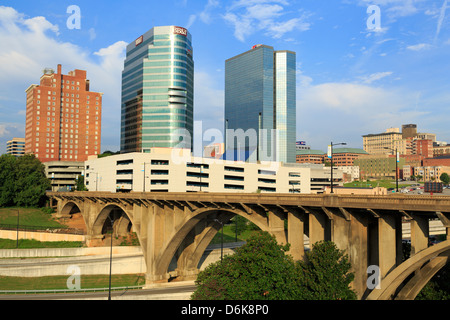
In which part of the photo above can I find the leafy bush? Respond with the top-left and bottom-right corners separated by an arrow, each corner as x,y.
191,232 -> 356,300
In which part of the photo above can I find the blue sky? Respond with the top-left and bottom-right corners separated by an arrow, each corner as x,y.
0,0 -> 449,155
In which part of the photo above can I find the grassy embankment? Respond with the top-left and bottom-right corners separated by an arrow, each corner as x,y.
0,207 -> 248,291
0,207 -> 83,249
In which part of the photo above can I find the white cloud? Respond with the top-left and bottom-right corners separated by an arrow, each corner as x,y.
434,0 -> 448,43
223,1 -> 311,42
406,43 -> 432,51
186,0 -> 219,28
296,80 -> 429,148
359,71 -> 393,84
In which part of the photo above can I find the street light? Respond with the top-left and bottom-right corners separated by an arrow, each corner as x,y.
107,214 -> 115,301
329,142 -> 347,194
384,147 -> 399,193
16,210 -> 20,249
213,219 -> 224,262
142,162 -> 151,192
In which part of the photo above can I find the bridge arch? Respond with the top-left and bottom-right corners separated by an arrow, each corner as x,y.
366,240 -> 450,300
154,206 -> 269,279
60,201 -> 82,217
92,203 -> 138,246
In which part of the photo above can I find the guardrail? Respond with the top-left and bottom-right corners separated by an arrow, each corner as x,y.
0,285 -> 144,295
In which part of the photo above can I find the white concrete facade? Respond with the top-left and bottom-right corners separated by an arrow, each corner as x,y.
85,149 -> 342,194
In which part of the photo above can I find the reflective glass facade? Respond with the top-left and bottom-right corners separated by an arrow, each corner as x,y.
121,26 -> 194,153
225,45 -> 296,163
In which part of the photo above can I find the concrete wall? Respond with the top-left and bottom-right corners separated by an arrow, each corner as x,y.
0,247 -> 145,277
0,230 -> 85,243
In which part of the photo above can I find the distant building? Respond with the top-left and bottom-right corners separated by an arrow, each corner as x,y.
414,165 -> 450,182
412,139 -> 433,158
296,149 -> 325,164
423,156 -> 450,167
363,127 -> 403,155
44,161 -> 84,191
25,64 -> 102,163
433,144 -> 450,157
6,137 -> 25,157
296,147 -> 367,167
331,148 -> 369,166
354,154 -> 405,180
296,141 -> 311,151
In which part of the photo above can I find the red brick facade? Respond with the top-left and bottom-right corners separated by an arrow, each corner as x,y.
25,64 -> 102,162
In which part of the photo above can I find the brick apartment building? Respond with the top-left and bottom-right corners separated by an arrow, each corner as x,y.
25,64 -> 102,162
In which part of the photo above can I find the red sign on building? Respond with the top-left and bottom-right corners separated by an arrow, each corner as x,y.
174,26 -> 187,37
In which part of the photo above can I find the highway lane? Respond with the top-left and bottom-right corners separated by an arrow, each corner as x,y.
0,282 -> 197,300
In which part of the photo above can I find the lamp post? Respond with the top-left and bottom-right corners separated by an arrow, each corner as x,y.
214,219 -> 224,262
384,147 -> 399,193
329,142 -> 347,194
142,162 -> 151,192
108,214 -> 115,301
16,210 -> 20,249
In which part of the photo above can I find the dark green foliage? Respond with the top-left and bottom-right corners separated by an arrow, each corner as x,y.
440,173 -> 450,185
0,154 -> 51,207
76,175 -> 87,191
192,231 -> 300,300
296,241 -> 357,300
191,232 -> 356,300
416,264 -> 450,300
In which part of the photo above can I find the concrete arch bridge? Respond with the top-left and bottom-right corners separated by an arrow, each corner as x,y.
47,191 -> 450,300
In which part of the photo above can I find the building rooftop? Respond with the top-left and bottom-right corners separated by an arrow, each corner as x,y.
332,148 -> 368,154
296,149 -> 325,156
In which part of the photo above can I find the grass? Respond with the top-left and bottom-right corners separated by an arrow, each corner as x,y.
209,223 -> 258,245
0,238 -> 84,249
0,274 -> 145,291
0,207 -> 66,229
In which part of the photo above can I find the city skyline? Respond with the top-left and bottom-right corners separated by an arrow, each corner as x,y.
0,1 -> 449,155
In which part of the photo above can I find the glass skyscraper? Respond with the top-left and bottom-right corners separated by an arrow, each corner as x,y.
225,45 -> 296,163
121,26 -> 194,153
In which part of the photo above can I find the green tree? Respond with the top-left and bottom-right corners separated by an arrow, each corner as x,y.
0,154 -> 17,207
76,175 -> 87,191
191,231 -> 300,300
440,173 -> 450,185
296,241 -> 357,300
0,154 -> 50,207
191,232 -> 356,300
416,264 -> 450,300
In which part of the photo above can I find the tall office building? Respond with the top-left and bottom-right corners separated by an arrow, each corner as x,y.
121,26 -> 194,153
25,64 -> 102,163
224,45 -> 296,163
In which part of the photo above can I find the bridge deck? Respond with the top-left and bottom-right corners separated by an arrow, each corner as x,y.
48,192 -> 450,213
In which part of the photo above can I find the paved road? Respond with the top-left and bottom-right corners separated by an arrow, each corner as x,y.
0,282 -> 197,300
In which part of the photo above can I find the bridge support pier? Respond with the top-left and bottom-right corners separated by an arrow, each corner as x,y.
410,214 -> 429,256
